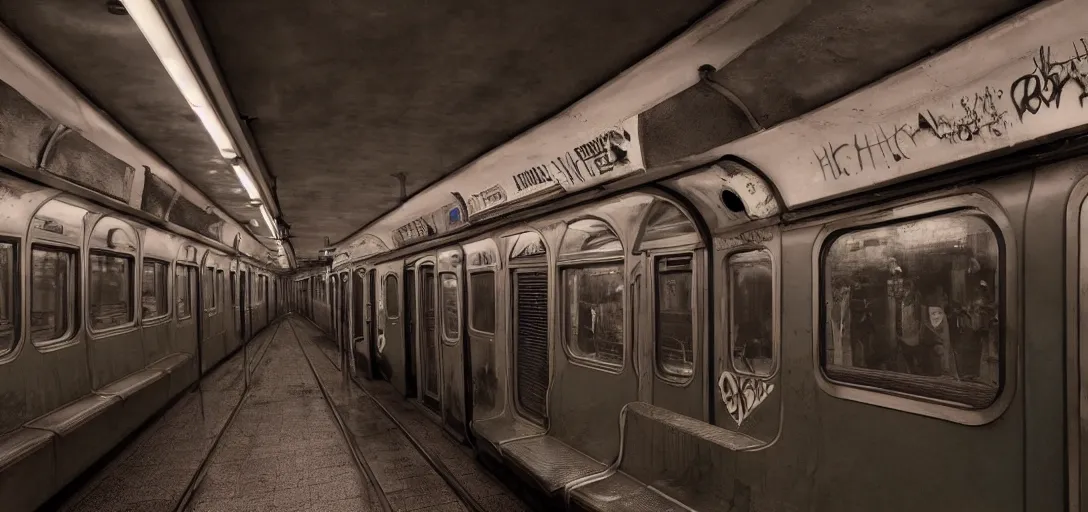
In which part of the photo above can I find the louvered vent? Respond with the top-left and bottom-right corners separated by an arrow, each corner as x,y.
169,195 -> 223,240
515,270 -> 549,423
140,169 -> 175,219
42,129 -> 133,201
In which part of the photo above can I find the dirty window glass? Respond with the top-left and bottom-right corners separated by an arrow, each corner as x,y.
564,263 -> 624,368
560,219 -> 622,256
441,273 -> 460,342
823,212 -> 1002,409
31,246 -> 73,345
142,260 -> 169,319
384,274 -> 399,318
176,265 -> 194,320
730,250 -> 774,376
470,272 -> 495,334
655,255 -> 694,379
203,267 -> 217,310
90,252 -> 134,331
0,242 -> 16,355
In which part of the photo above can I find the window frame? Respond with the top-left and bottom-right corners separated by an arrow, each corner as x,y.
30,243 -> 79,349
383,273 -> 400,319
812,193 -> 1016,426
651,251 -> 699,385
439,271 -> 461,344
176,263 -> 197,321
141,258 -> 171,323
0,237 -> 19,361
559,260 -> 626,374
467,270 -> 496,336
724,247 -> 779,379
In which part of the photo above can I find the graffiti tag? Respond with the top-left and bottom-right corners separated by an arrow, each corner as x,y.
718,371 -> 774,426
1010,40 -> 1088,120
917,86 -> 1011,143
814,124 -> 919,181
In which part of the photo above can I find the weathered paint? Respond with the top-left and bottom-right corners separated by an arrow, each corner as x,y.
736,0 -> 1088,207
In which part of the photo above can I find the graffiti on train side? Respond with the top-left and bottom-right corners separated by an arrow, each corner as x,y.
1009,40 -> 1088,120
718,370 -> 774,426
917,86 -> 1011,144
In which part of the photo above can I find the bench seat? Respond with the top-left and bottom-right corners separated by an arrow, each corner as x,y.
148,352 -> 196,397
26,394 -> 121,487
96,368 -> 170,436
501,434 -> 606,495
472,415 -> 545,458
0,428 -> 56,512
570,470 -> 692,512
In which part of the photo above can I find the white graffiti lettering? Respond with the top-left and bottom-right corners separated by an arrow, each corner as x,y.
717,371 -> 774,426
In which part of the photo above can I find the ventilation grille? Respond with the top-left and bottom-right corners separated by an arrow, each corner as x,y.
140,169 -> 175,219
42,130 -> 134,201
169,195 -> 222,240
515,270 -> 549,423
0,80 -> 57,169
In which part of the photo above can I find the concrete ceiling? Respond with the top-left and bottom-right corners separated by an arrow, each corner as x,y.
0,0 -> 1039,260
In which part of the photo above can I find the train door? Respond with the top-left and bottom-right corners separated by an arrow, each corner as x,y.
352,268 -> 371,378
366,269 -> 378,377
633,198 -> 709,420
437,247 -> 469,440
338,271 -> 350,368
417,260 -> 440,413
239,269 -> 249,341
463,240 -> 499,430
231,268 -> 240,342
175,245 -> 199,373
403,266 -> 418,398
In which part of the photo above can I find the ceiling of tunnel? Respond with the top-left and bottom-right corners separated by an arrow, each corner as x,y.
0,0 -> 279,245
0,0 -> 1042,262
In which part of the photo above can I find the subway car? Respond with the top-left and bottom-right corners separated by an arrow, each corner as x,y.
293,3 -> 1088,510
0,171 -> 282,511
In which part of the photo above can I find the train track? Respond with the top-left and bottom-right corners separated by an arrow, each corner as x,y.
287,317 -> 489,512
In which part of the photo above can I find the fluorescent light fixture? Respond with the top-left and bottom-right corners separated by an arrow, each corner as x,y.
122,0 -> 237,159
232,163 -> 261,200
259,204 -> 278,238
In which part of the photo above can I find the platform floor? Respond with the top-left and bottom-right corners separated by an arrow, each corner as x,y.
54,316 -> 528,512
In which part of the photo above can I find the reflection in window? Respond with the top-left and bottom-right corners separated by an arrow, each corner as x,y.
176,265 -> 194,320
823,213 -> 1001,408
384,274 -> 399,318
90,252 -> 134,331
655,255 -> 694,379
564,264 -> 624,367
31,247 -> 73,345
0,242 -> 15,355
560,219 -> 622,255
470,272 -> 495,334
142,260 -> 169,319
730,250 -> 773,376
441,273 -> 460,341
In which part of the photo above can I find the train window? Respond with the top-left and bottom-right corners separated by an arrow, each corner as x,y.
176,265 -> 195,320
639,200 -> 699,250
469,271 -> 495,334
384,274 -> 399,318
141,259 -> 169,320
729,250 -> 774,377
563,263 -> 624,369
655,255 -> 694,380
440,273 -> 460,342
90,251 -> 134,331
31,246 -> 75,346
822,212 -> 1001,409
0,242 -> 16,356
217,270 -> 225,309
203,267 -> 217,311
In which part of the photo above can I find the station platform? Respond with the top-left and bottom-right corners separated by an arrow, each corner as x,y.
50,316 -> 531,512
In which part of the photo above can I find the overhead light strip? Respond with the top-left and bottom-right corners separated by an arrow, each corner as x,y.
123,0 -> 281,238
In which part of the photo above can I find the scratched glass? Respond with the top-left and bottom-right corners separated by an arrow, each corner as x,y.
655,255 -> 695,380
440,273 -> 460,342
90,252 -> 134,331
822,212 -> 1001,409
469,271 -> 496,334
141,260 -> 169,319
564,264 -> 624,369
31,246 -> 74,346
729,250 -> 773,377
0,242 -> 15,356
